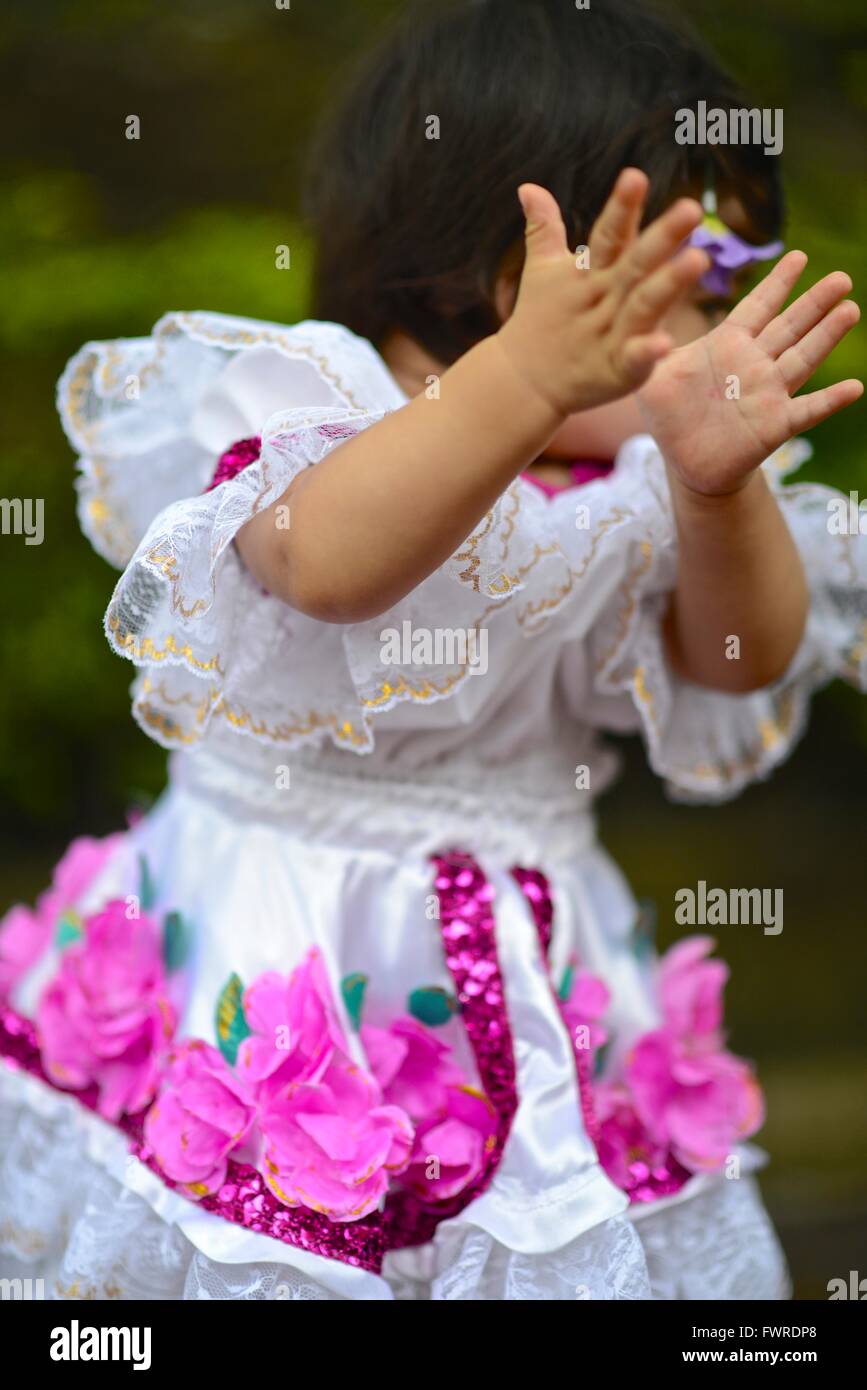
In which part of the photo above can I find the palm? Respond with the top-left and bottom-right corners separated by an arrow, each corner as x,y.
636,252 -> 861,496
639,324 -> 794,492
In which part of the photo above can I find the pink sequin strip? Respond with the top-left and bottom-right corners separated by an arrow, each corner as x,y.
383,849 -> 518,1249
510,865 -> 601,1148
205,422 -> 364,492
205,435 -> 263,491
622,1156 -> 692,1204
510,865 -> 554,957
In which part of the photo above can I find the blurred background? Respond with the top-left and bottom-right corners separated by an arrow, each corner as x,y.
0,0 -> 864,1298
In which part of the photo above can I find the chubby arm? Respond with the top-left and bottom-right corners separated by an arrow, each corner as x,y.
637,252 -> 862,692
662,470 -> 810,692
236,171 -> 708,623
236,335 -> 563,623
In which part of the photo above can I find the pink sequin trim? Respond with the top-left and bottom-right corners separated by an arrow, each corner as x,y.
384,849 -> 518,1248
205,422 -> 365,492
620,1153 -> 692,1204
511,865 -> 601,1148
205,436 -> 263,491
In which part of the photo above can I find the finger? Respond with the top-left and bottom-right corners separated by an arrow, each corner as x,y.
517,183 -> 570,263
788,378 -> 864,432
727,250 -> 808,335
620,331 -> 675,384
760,271 -> 853,358
588,167 -> 649,270
620,247 -> 710,335
778,300 -> 861,392
614,197 -> 704,292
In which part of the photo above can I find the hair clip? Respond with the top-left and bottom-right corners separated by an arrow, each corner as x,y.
688,180 -> 783,296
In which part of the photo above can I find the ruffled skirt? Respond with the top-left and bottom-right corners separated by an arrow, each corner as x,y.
1,745 -> 791,1300
1,1068 -> 790,1300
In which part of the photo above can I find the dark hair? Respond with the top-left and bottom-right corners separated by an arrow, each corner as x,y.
305,0 -> 784,365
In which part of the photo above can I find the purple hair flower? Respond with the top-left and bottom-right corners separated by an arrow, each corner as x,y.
689,215 -> 784,297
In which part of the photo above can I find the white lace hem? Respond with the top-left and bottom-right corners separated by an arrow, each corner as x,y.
0,1066 -> 387,1301
1,1063 -> 789,1301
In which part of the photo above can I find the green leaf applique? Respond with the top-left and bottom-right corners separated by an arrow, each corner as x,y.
408,985 -> 458,1027
215,973 -> 251,1066
55,910 -> 83,949
593,1039 -> 612,1080
340,973 -> 368,1030
162,911 -> 191,973
633,898 -> 657,961
138,853 -> 156,913
557,956 -> 577,1002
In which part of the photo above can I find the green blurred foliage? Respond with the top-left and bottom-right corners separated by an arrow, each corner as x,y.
0,0 -> 400,833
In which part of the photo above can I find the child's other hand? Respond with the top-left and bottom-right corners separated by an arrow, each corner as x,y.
496,169 -> 708,416
637,252 -> 863,496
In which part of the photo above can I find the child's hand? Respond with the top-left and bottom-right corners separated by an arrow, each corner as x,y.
637,252 -> 863,496
496,169 -> 708,416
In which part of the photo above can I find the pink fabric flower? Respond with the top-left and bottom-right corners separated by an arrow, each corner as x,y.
590,937 -> 763,1196
559,967 -> 610,1055
399,1085 -> 497,1201
0,907 -> 49,997
361,1015 -> 464,1118
144,1039 -> 256,1197
36,899 -> 176,1120
237,948 -> 349,1101
658,935 -> 728,1041
43,833 -> 125,919
626,1029 -> 765,1172
595,1081 -> 691,1202
260,1058 -> 414,1220
0,832 -> 123,995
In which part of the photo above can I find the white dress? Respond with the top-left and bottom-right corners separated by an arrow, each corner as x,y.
2,311 -> 865,1301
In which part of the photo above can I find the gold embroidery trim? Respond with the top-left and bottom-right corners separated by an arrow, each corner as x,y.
592,538 -> 654,672
121,463 -> 852,789
144,552 -> 209,620
108,618 -> 225,676
685,687 -> 799,783
847,619 -> 867,670
137,681 -> 371,749
450,483 -> 529,597
634,669 -> 804,785
63,313 -> 366,560
516,509 -> 634,631
125,511 -> 636,748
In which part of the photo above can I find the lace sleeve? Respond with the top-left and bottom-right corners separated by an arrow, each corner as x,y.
57,310 -> 404,567
60,313 -> 535,754
578,437 -> 867,802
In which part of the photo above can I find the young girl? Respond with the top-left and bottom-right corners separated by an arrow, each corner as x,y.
1,0 -> 864,1301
